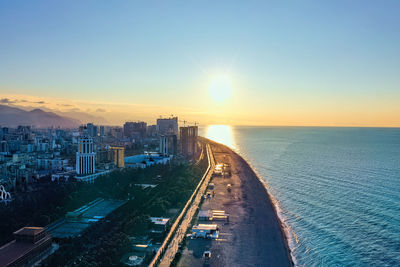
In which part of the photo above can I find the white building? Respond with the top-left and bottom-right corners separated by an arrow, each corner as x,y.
159,135 -> 177,155
159,136 -> 169,155
76,136 -> 96,175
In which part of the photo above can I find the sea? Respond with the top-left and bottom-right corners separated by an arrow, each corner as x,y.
201,126 -> 400,267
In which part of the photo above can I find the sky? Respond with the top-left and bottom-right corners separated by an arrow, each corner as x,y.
0,1 -> 399,126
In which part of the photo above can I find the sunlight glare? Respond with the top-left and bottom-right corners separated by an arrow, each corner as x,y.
205,125 -> 236,148
208,75 -> 232,103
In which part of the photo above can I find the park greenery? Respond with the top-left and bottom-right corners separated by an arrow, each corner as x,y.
0,147 -> 208,266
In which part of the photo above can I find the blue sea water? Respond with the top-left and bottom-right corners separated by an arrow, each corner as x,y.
203,126 -> 400,266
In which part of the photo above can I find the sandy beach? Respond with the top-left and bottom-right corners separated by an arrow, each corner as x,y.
177,139 -> 293,267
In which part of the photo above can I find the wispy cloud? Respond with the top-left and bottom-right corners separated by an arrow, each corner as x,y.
58,103 -> 73,107
0,98 -> 15,104
0,97 -> 47,105
68,108 -> 81,112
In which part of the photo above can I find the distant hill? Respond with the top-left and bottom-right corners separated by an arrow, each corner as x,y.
0,105 -> 80,128
57,110 -> 108,125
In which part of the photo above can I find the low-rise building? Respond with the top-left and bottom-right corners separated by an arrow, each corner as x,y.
0,227 -> 55,267
150,217 -> 170,233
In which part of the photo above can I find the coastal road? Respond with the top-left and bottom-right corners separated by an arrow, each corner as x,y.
149,143 -> 215,267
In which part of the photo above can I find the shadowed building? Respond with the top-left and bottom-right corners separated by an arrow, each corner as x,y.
157,117 -> 178,136
0,227 -> 54,267
110,146 -> 125,168
86,123 -> 98,137
124,122 -> 147,138
180,126 -> 198,157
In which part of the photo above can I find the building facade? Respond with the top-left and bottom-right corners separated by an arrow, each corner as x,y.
123,122 -> 147,138
159,135 -> 177,155
86,123 -> 98,137
76,136 -> 96,175
110,146 -> 125,168
180,126 -> 198,157
157,117 -> 178,136
0,227 -> 54,267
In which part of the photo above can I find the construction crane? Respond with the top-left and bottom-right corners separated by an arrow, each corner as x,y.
178,120 -> 199,127
157,115 -> 198,127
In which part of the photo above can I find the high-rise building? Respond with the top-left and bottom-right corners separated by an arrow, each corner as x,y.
159,134 -> 177,155
147,125 -> 157,137
0,140 -> 9,154
87,123 -> 98,137
180,126 -> 198,157
123,122 -> 147,138
110,146 -> 125,168
99,125 -> 105,137
157,117 -> 178,135
76,136 -> 96,175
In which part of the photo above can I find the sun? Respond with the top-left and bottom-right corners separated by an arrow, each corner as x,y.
208,75 -> 233,103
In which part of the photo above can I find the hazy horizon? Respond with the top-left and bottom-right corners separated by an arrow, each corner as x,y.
1,1 -> 399,127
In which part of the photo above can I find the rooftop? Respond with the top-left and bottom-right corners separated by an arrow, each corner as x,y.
150,217 -> 170,226
0,228 -> 51,267
14,226 -> 44,237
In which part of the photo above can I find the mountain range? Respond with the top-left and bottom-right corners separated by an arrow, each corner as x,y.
0,105 -> 80,128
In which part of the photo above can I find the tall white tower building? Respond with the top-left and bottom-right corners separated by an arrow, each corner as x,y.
76,136 -> 95,175
160,135 -> 169,155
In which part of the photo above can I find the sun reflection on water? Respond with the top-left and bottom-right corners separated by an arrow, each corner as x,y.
205,125 -> 236,149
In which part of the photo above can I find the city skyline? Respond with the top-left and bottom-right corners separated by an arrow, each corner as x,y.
1,1 -> 400,127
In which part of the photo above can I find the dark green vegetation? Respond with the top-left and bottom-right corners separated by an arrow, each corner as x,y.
0,149 -> 207,266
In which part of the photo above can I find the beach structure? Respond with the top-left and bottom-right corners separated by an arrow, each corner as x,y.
191,224 -> 219,239
223,163 -> 231,177
0,227 -> 54,267
227,184 -> 232,192
203,250 -> 211,264
213,164 -> 224,176
198,210 -> 229,222
198,210 -> 213,221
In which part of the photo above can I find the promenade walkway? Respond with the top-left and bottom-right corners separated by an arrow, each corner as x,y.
149,143 -> 215,267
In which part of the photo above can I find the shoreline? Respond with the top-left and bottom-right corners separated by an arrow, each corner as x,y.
223,142 -> 295,266
183,137 -> 294,266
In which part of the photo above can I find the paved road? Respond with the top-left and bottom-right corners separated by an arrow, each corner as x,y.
149,143 -> 215,267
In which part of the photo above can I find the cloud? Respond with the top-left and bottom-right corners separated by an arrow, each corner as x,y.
96,108 -> 106,112
68,108 -> 81,112
0,98 -> 13,104
0,98 -> 20,104
0,98 -> 46,105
